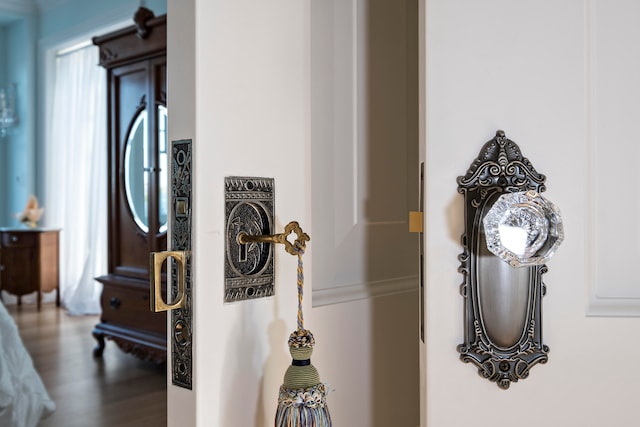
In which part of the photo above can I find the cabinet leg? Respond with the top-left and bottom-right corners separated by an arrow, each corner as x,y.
56,286 -> 60,307
93,332 -> 106,358
37,291 -> 41,311
17,295 -> 21,307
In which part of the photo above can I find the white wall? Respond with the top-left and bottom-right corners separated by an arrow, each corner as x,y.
166,1 -> 419,425
422,0 -> 640,426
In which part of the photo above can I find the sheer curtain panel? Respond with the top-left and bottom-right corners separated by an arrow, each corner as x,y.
45,44 -> 107,315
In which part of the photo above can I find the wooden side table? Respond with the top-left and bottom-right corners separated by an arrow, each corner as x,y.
0,229 -> 60,310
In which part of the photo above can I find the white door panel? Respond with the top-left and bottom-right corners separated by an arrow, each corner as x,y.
588,0 -> 640,312
168,0 -> 419,425
311,0 -> 418,306
422,0 -> 640,426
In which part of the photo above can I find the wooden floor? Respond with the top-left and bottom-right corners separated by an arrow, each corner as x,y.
6,303 -> 167,427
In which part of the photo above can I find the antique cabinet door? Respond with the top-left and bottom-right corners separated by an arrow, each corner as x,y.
420,1 -> 640,426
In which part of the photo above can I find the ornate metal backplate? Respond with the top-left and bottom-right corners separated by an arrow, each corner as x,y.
224,177 -> 275,302
457,130 -> 549,389
170,139 -> 193,389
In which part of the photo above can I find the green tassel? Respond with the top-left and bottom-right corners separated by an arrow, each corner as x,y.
275,330 -> 332,427
275,383 -> 332,427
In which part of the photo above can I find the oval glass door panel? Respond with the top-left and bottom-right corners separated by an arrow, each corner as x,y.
124,109 -> 149,233
158,105 -> 168,233
476,213 -> 530,349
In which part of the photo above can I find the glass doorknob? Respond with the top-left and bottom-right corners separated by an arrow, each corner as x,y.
483,190 -> 564,267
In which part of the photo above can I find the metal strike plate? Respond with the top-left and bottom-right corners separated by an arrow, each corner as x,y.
171,139 -> 193,389
409,211 -> 423,233
224,176 -> 275,302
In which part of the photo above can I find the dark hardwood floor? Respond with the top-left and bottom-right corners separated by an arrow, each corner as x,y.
6,303 -> 167,427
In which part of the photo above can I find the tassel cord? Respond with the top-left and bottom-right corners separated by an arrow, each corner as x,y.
294,246 -> 305,332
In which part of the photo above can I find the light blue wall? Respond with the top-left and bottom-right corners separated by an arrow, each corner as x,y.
4,17 -> 37,227
0,27 -> 6,225
39,0 -> 167,39
0,0 -> 166,226
0,15 -> 36,227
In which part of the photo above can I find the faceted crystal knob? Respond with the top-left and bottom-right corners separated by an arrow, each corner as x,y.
483,190 -> 564,267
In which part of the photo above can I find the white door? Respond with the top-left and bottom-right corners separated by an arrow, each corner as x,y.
421,1 -> 640,426
167,1 -> 419,426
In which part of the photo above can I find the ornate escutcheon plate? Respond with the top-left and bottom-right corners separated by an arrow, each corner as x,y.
457,130 -> 550,389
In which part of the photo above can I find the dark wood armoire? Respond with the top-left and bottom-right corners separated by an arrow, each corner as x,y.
92,7 -> 167,364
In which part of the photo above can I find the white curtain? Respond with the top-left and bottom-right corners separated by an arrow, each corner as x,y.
45,44 -> 107,315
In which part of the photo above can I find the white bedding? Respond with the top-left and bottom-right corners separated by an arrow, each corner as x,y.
0,303 -> 55,427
